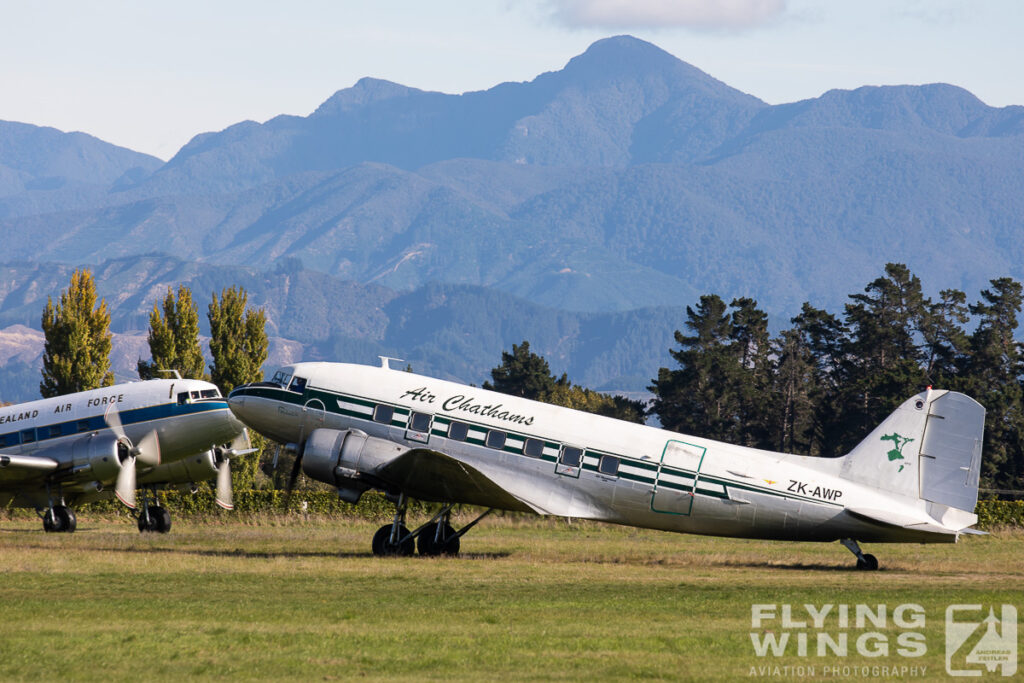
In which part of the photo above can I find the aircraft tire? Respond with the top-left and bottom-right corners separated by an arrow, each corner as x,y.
417,522 -> 460,557
372,524 -> 415,557
856,554 -> 879,571
43,506 -> 75,533
57,506 -> 77,533
152,506 -> 172,534
138,512 -> 159,533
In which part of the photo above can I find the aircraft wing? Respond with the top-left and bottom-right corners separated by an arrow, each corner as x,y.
0,452 -> 60,484
377,448 -> 536,513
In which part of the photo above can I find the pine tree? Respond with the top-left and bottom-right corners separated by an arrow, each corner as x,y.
207,286 -> 269,395
650,295 -> 741,441
138,285 -> 207,380
835,263 -> 929,451
40,269 -> 114,397
729,297 -> 774,448
483,341 -> 559,400
962,278 -> 1024,489
787,303 -> 847,456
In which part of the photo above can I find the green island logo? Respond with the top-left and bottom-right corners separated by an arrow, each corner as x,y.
881,433 -> 914,472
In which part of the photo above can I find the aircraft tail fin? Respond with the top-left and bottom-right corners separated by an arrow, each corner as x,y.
839,389 -> 985,514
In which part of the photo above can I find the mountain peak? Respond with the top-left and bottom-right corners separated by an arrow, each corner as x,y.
314,77 -> 423,117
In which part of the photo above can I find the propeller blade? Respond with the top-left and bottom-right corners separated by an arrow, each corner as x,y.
215,459 -> 233,510
114,456 -> 137,509
282,452 -> 304,510
104,403 -> 127,439
134,429 -> 162,467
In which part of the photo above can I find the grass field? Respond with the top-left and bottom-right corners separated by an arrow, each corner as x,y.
0,514 -> 1020,681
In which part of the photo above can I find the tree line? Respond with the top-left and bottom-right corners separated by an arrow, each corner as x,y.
485,264 -> 1024,492
27,263 -> 1024,493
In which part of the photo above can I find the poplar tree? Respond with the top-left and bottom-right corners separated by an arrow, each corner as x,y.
208,286 -> 269,491
40,269 -> 114,397
138,285 -> 207,380
208,286 -> 268,395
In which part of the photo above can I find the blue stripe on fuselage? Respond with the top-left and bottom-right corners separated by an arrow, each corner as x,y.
0,399 -> 230,447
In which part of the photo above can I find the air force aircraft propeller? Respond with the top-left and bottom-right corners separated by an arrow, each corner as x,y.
0,378 -> 250,533
228,359 -> 985,569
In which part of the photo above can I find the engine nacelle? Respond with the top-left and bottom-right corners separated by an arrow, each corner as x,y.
301,429 -> 406,496
67,432 -> 130,483
138,449 -> 220,486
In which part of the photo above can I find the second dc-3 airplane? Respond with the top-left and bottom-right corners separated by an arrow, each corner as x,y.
228,359 -> 985,569
0,377 -> 249,533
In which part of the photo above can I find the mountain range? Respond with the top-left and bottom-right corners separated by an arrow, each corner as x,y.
1,35 -> 1022,401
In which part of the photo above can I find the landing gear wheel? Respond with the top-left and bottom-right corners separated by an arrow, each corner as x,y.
138,511 -> 160,533
418,522 -> 460,556
856,554 -> 879,571
43,506 -> 76,533
151,506 -> 172,534
372,524 -> 415,556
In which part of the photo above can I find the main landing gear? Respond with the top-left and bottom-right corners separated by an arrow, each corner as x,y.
137,487 -> 172,534
371,493 -> 494,557
42,505 -> 77,533
841,538 -> 879,571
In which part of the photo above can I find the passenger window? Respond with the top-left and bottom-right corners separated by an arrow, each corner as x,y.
485,430 -> 506,450
448,422 -> 469,441
21,429 -> 36,444
0,434 -> 7,447
48,425 -> 62,438
559,446 -> 582,468
523,438 -> 544,458
77,419 -> 91,433
288,376 -> 307,394
409,412 -> 431,432
598,454 -> 620,476
373,405 -> 394,424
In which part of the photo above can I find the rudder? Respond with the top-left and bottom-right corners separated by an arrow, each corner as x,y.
838,389 -> 985,512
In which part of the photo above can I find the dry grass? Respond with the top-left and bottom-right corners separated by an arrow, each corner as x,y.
0,516 -> 1020,681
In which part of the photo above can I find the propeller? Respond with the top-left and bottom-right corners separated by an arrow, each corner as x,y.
104,404 -> 161,510
215,455 -> 233,510
282,445 -> 304,511
214,430 -> 257,511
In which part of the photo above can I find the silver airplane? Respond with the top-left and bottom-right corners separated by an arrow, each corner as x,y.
0,378 -> 249,533
227,359 -> 985,569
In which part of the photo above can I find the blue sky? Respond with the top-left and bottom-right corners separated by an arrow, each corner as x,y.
2,0 -> 1020,159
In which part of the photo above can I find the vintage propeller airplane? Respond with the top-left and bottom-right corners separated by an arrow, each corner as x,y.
228,359 -> 985,569
0,377 -> 250,533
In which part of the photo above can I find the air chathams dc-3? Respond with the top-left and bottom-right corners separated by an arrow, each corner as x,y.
228,359 -> 985,570
0,378 -> 250,533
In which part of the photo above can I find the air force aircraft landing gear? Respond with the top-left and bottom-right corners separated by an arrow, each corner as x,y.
137,488 -> 172,533
370,494 -> 494,557
42,505 -> 77,533
841,538 -> 879,571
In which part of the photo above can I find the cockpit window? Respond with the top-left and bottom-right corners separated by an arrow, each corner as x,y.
191,391 -> 201,400
288,376 -> 307,394
177,392 -> 190,405
270,370 -> 292,388
201,389 -> 220,399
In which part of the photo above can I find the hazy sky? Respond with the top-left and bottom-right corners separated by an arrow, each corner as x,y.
2,0 -> 1020,160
